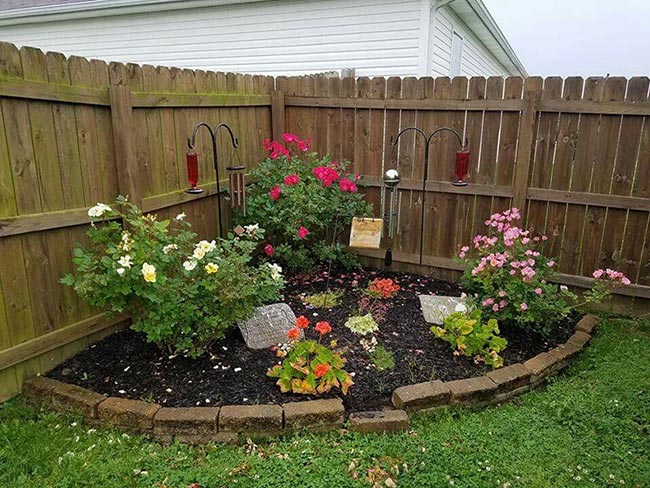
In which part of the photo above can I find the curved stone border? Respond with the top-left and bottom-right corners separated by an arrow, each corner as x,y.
22,314 -> 599,443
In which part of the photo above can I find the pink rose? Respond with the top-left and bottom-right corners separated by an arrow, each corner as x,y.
498,290 -> 506,298
492,304 -> 499,312
534,288 -> 542,295
264,244 -> 274,257
283,173 -> 300,186
520,303 -> 528,311
297,226 -> 310,239
592,269 -> 604,279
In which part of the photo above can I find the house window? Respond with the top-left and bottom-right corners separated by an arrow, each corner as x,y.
450,32 -> 463,77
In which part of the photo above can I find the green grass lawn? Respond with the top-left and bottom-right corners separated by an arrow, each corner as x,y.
1,316 -> 649,488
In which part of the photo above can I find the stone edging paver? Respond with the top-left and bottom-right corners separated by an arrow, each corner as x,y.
22,314 -> 599,443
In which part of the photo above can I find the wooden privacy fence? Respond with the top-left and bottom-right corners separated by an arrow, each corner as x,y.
1,41 -> 649,400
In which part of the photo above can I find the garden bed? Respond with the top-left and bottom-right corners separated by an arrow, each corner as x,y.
48,266 -> 578,412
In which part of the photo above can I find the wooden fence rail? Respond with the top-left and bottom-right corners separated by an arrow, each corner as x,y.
1,41 -> 649,401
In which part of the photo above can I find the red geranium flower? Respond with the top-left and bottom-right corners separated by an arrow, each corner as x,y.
314,363 -> 330,378
314,321 -> 332,335
287,328 -> 301,340
282,133 -> 299,144
269,185 -> 282,201
297,226 -> 310,239
295,315 -> 309,329
264,243 -> 274,257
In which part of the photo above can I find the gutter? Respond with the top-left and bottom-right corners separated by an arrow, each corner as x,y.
460,0 -> 527,76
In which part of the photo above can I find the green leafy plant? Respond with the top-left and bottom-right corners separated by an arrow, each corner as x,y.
432,309 -> 507,368
303,290 -> 343,308
61,197 -> 284,356
345,313 -> 379,336
240,133 -> 372,271
370,345 -> 395,371
267,316 -> 353,395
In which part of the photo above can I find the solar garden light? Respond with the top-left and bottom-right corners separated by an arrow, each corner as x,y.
185,122 -> 239,239
390,126 -> 470,265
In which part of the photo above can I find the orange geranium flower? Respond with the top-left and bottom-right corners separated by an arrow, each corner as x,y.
314,363 -> 330,378
314,321 -> 332,335
295,315 -> 310,329
287,327 -> 301,340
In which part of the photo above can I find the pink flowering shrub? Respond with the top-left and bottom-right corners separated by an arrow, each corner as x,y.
460,208 -> 630,335
240,133 -> 372,270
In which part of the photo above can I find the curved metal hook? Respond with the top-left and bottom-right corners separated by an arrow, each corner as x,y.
390,126 -> 428,146
214,123 -> 239,149
428,127 -> 468,149
188,122 -> 213,150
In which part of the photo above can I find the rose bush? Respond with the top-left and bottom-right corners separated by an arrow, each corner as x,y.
240,133 -> 372,271
459,208 -> 630,336
61,197 -> 284,356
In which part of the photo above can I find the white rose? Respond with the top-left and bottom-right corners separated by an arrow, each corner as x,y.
162,244 -> 178,254
244,224 -> 259,237
183,260 -> 197,271
118,255 -> 132,268
141,262 -> 156,283
88,203 -> 112,218
197,240 -> 217,253
267,262 -> 283,281
176,212 -> 186,221
454,302 -> 468,313
192,247 -> 206,260
116,267 -> 125,276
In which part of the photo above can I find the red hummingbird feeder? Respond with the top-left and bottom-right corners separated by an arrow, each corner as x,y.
453,146 -> 470,186
185,150 -> 203,194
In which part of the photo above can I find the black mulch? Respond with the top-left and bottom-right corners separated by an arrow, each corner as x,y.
48,266 -> 578,411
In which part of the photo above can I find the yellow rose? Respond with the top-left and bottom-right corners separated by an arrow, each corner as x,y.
141,262 -> 157,283
205,262 -> 219,274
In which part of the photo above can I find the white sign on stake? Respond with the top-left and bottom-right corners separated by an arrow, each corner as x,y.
349,217 -> 383,249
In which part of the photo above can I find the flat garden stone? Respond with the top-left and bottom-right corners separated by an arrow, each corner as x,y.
154,407 -> 219,436
23,376 -> 63,407
392,380 -> 451,411
50,383 -> 106,418
447,376 -> 497,404
98,397 -> 161,431
237,303 -> 302,349
219,404 -> 283,436
418,294 -> 466,325
283,398 -> 345,431
576,315 -> 599,334
349,410 -> 409,434
486,363 -> 531,393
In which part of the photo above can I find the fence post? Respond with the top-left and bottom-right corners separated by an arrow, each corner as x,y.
109,82 -> 141,208
271,89 -> 285,140
512,90 -> 539,213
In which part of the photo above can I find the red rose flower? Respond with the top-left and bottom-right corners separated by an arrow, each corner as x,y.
295,315 -> 309,329
269,185 -> 282,200
297,226 -> 310,239
282,133 -> 299,144
314,363 -> 330,378
264,243 -> 274,257
314,321 -> 332,335
284,173 -> 300,186
287,328 -> 301,340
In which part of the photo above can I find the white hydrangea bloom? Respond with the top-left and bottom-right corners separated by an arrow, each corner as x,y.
87,203 -> 112,218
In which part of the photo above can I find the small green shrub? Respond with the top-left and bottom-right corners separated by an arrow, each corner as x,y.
61,197 -> 284,356
303,290 -> 343,308
370,345 -> 395,371
432,309 -> 507,368
240,133 -> 372,271
345,313 -> 379,336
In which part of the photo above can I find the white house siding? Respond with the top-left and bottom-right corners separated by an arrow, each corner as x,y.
431,6 -> 509,78
0,0 -> 424,77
